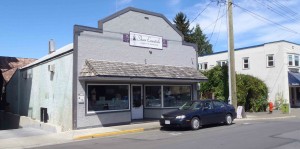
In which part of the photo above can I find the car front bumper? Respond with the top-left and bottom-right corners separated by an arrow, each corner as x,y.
159,118 -> 191,128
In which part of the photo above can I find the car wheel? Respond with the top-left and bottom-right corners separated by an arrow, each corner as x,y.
191,117 -> 201,130
225,114 -> 233,125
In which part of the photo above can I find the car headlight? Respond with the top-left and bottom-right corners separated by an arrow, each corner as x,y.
161,115 -> 164,119
175,115 -> 186,119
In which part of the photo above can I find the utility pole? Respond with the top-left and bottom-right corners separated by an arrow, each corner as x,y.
227,0 -> 237,110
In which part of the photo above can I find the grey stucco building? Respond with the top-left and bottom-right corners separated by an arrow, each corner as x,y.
6,7 -> 207,131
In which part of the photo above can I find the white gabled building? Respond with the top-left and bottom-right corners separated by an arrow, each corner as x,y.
198,40 -> 300,108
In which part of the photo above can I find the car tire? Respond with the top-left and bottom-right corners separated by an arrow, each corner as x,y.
225,114 -> 233,125
191,117 -> 201,130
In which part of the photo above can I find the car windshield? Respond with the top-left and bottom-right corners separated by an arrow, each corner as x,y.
179,101 -> 202,110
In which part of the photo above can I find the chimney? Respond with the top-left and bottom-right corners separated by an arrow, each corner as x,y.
49,39 -> 56,54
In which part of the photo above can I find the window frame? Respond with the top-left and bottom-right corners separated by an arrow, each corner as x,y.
217,60 -> 228,67
266,54 -> 275,67
86,84 -> 130,114
295,55 -> 299,66
242,57 -> 249,69
162,85 -> 192,108
199,62 -> 208,70
144,85 -> 163,108
288,54 -> 293,66
144,84 -> 193,109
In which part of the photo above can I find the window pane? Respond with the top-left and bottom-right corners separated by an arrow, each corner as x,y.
295,55 -> 299,66
145,86 -> 162,107
204,63 -> 207,69
289,55 -> 293,66
213,101 -> 225,109
268,56 -> 273,61
268,61 -> 274,67
244,64 -> 248,69
88,85 -> 129,112
163,86 -> 191,107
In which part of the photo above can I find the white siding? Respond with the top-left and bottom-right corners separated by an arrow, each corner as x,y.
198,41 -> 300,104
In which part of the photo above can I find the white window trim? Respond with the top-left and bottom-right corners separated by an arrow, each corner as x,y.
288,54 -> 293,66
266,54 -> 275,68
217,60 -> 228,67
199,62 -> 208,70
242,57 -> 249,69
86,84 -> 131,114
288,54 -> 300,67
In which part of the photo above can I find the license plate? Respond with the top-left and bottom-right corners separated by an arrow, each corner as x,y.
165,120 -> 170,124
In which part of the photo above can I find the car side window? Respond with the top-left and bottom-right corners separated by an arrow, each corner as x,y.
204,101 -> 213,110
213,101 -> 225,109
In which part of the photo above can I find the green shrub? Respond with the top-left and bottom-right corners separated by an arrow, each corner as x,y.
200,65 -> 268,112
275,92 -> 284,110
281,103 -> 289,114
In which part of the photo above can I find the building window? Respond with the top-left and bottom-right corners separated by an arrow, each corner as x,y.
288,55 -> 293,66
217,60 -> 227,66
163,85 -> 191,107
243,57 -> 249,69
295,55 -> 299,66
145,86 -> 162,108
288,54 -> 300,67
199,63 -> 208,70
267,55 -> 274,67
87,84 -> 129,113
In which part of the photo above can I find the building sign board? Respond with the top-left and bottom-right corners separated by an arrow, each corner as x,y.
129,32 -> 163,49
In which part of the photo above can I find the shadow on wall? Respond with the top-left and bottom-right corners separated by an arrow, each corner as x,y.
18,69 -> 33,118
2,69 -> 34,130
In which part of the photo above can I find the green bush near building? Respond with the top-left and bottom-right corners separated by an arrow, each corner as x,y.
200,65 -> 268,112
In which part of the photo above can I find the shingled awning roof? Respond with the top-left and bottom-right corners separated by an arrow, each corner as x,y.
80,59 -> 207,81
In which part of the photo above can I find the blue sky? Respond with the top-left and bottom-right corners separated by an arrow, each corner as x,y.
1,0 -> 300,59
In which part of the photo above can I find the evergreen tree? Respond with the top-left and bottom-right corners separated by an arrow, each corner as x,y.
173,12 -> 193,42
192,24 -> 213,56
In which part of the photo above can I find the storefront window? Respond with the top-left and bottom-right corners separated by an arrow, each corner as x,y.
87,84 -> 129,112
163,86 -> 191,107
145,86 -> 162,107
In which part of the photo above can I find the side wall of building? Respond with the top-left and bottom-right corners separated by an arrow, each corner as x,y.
198,41 -> 296,104
6,52 -> 73,131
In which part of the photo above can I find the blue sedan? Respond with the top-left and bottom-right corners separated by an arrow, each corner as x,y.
160,99 -> 237,130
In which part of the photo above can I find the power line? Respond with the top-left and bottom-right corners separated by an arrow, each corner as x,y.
213,5 -> 226,49
202,11 -> 226,31
190,1 -> 213,24
208,4 -> 222,41
232,2 -> 300,35
254,0 -> 300,24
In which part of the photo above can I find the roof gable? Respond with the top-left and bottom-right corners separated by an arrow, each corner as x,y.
98,7 -> 184,39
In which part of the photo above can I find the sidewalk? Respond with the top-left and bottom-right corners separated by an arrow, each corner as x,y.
0,108 -> 299,149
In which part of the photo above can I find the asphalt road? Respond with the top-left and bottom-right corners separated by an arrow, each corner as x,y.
32,119 -> 300,149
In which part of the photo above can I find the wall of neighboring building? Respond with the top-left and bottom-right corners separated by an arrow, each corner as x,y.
75,9 -> 198,129
6,52 -> 73,131
198,41 -> 297,104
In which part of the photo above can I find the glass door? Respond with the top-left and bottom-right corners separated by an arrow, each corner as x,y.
131,85 -> 143,119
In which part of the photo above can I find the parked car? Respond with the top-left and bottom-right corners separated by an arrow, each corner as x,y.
160,99 -> 237,130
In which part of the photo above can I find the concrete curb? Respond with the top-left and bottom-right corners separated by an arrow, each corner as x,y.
235,115 -> 297,121
73,128 -> 144,140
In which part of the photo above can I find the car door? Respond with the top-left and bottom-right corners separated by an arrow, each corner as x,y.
201,101 -> 215,125
212,101 -> 227,123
